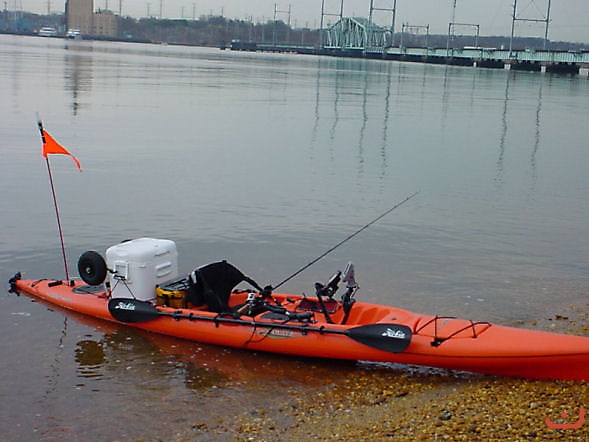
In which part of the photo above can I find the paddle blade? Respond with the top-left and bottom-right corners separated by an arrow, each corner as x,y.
347,323 -> 412,353
108,298 -> 161,323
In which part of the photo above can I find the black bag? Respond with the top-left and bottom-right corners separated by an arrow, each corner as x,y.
186,261 -> 261,313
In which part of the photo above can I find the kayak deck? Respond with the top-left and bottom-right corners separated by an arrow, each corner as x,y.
10,277 -> 589,381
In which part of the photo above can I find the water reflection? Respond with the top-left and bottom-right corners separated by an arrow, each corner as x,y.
496,72 -> 543,188
380,63 -> 392,182
43,316 -> 69,400
67,311 -> 354,395
312,57 -> 396,182
72,326 -> 232,392
440,65 -> 452,131
64,44 -> 93,116
357,62 -> 368,176
310,57 -> 561,194
311,58 -> 322,147
497,72 -> 510,183
13,41 -> 554,201
530,80 -> 543,190
75,339 -> 105,379
9,51 -> 22,114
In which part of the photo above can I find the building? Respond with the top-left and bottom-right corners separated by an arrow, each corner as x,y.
93,10 -> 117,38
65,0 -> 118,38
66,0 -> 93,35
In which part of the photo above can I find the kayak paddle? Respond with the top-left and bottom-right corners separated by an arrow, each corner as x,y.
108,298 -> 412,353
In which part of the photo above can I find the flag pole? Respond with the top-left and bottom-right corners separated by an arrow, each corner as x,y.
38,120 -> 70,283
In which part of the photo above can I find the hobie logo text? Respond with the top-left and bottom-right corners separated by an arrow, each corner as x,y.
114,301 -> 136,311
382,328 -> 407,339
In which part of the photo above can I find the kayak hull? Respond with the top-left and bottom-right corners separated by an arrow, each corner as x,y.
12,278 -> 589,381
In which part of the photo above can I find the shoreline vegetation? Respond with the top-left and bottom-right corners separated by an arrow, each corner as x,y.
1,11 -> 587,50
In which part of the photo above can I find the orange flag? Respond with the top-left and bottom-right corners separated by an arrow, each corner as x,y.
41,130 -> 82,172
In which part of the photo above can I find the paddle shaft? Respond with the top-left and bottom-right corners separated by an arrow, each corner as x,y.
121,305 -> 354,336
108,298 -> 412,353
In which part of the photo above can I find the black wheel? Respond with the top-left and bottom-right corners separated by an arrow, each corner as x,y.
78,251 -> 108,286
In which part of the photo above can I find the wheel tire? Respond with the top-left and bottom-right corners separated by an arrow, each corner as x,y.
78,251 -> 108,286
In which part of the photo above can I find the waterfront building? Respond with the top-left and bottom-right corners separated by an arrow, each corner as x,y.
93,10 -> 117,37
65,0 -> 92,35
65,0 -> 118,38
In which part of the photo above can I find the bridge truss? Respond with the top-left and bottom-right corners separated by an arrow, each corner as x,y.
324,17 -> 388,50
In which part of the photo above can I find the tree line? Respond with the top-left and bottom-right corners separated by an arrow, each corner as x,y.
1,11 -> 585,51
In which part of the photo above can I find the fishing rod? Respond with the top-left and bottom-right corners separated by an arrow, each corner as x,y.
272,191 -> 419,290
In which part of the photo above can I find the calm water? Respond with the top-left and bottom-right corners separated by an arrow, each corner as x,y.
1,35 -> 588,439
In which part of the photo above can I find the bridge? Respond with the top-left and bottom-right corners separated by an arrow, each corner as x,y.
321,17 -> 390,50
379,46 -> 589,75
232,16 -> 589,76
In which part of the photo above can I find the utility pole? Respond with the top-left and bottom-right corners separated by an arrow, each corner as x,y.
544,0 -> 552,49
369,0 -> 397,49
451,0 -> 457,25
447,0 -> 457,53
273,3 -> 291,43
320,0 -> 344,49
510,0 -> 552,53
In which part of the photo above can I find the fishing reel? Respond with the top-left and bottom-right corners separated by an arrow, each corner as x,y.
314,262 -> 357,299
313,262 -> 358,324
340,262 -> 358,324
314,271 -> 341,299
235,291 -> 268,317
342,261 -> 357,290
236,284 -> 279,315
235,290 -> 312,322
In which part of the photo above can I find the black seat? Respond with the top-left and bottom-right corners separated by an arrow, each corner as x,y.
186,261 -> 262,313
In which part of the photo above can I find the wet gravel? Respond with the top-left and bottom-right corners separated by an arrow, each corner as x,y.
172,305 -> 588,441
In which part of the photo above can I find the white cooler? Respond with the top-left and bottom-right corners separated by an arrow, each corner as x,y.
106,238 -> 178,301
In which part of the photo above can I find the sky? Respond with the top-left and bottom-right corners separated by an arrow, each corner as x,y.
19,0 -> 589,43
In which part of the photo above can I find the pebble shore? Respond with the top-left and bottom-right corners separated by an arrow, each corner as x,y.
180,305 -> 588,441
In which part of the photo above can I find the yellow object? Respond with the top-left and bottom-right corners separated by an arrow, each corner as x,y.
156,277 -> 189,308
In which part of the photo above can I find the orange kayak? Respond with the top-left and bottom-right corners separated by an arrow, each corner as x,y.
9,267 -> 588,382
